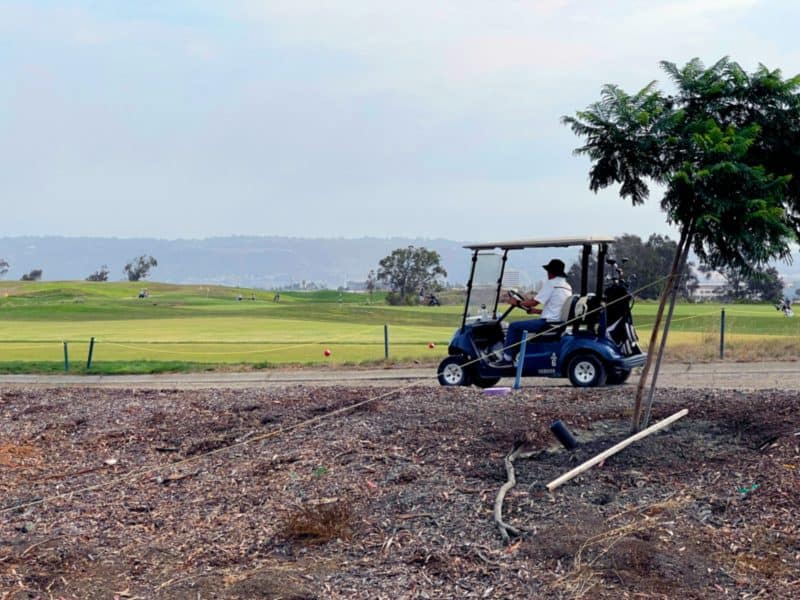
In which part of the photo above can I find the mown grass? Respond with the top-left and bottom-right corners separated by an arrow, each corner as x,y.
1,282 -> 798,373
0,360 -> 227,375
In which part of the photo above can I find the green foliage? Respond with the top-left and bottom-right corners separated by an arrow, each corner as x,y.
377,246 -> 447,305
0,258 -> 8,277
20,269 -> 42,281
385,291 -> 411,306
124,255 -> 158,281
563,57 -> 800,273
710,264 -> 785,302
366,269 -> 377,299
566,234 -> 697,299
86,265 -> 110,282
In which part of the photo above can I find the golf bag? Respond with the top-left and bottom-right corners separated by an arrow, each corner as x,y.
776,297 -> 794,317
604,280 -> 643,356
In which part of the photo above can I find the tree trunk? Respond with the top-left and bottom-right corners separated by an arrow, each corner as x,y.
641,229 -> 694,428
630,226 -> 689,433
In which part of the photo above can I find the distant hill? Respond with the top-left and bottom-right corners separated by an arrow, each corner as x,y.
0,236 -> 501,289
3,236 -> 796,292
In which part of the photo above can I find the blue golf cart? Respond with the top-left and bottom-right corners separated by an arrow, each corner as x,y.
437,236 -> 646,388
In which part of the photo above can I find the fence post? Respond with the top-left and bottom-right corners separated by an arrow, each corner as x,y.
63,341 -> 69,372
384,324 -> 389,360
719,308 -> 725,360
86,337 -> 95,369
513,330 -> 528,390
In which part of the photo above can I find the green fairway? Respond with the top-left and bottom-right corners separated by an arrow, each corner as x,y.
0,282 -> 460,370
632,301 -> 800,336
1,282 -> 798,372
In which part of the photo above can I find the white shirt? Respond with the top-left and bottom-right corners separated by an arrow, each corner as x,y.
536,276 -> 573,322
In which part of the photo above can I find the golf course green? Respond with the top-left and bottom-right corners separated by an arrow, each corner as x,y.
1,281 -> 797,373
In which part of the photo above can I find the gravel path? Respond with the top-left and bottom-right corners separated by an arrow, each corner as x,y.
1,360 -> 798,389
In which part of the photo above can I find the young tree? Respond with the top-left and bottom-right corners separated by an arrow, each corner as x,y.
0,258 -> 8,277
747,266 -> 785,302
377,246 -> 447,305
124,255 -> 158,282
564,57 -> 800,430
20,269 -> 42,281
86,265 -> 110,282
365,269 -> 377,301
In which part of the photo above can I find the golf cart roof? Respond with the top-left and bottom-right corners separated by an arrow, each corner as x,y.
464,235 -> 615,251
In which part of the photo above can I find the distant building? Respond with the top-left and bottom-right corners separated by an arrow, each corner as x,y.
502,268 -> 522,289
346,280 -> 367,291
691,267 -> 726,301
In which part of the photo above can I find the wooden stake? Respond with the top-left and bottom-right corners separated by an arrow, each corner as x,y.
631,226 -> 690,432
546,409 -> 688,491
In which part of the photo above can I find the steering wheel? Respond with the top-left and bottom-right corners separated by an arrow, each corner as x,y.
495,289 -> 526,322
506,289 -> 525,306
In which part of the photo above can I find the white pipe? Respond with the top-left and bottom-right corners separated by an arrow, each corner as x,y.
546,409 -> 688,491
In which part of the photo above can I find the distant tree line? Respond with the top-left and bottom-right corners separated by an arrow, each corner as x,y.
0,258 -> 43,281
0,237 -> 789,303
0,254 -> 158,282
85,255 -> 157,282
564,234 -> 787,303
565,234 -> 698,300
370,236 -> 786,308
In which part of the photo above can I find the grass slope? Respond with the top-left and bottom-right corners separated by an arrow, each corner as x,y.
1,282 -> 798,372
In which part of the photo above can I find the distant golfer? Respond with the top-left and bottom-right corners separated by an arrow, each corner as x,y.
499,259 -> 572,364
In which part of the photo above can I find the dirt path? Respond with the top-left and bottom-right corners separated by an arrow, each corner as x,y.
2,380 -> 799,598
1,360 -> 798,389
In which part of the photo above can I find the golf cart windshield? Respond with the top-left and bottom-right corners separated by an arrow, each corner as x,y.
460,236 -> 616,329
466,252 -> 504,320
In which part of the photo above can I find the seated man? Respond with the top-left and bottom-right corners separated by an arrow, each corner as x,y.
499,258 -> 572,364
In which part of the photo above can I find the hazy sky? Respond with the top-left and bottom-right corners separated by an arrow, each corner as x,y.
3,0 -> 799,241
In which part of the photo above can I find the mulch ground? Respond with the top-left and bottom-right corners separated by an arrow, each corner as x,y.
1,383 -> 798,599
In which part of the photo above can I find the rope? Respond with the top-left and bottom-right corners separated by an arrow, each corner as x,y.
452,272 -> 676,372
2,283 -> 656,514
102,341 -> 309,357
724,308 -> 796,317
634,308 -> 724,330
0,379 -> 423,515
0,272 -> 733,515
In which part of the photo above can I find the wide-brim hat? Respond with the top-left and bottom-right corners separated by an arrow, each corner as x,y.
542,258 -> 566,276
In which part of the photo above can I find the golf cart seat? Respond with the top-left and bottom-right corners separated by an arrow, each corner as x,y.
567,294 -> 601,332
565,295 -> 588,322
532,294 -> 598,341
526,295 -> 585,343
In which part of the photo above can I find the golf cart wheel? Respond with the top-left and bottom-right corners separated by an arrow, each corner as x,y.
472,375 -> 501,389
438,356 -> 472,387
567,354 -> 607,388
606,368 -> 631,385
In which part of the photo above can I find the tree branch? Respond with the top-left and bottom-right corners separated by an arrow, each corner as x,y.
493,444 -> 536,544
